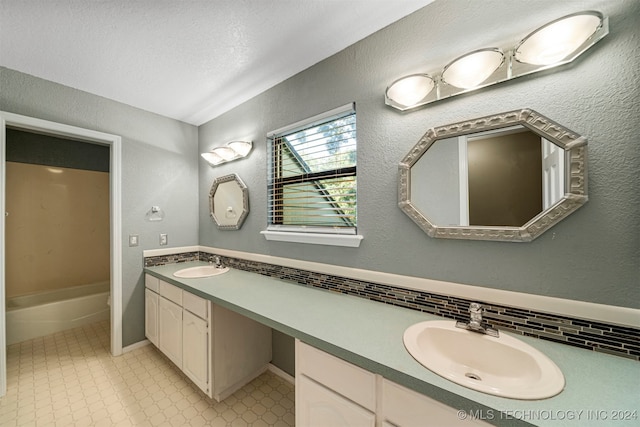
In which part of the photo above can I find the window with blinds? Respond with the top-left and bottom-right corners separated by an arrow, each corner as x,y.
267,104 -> 357,234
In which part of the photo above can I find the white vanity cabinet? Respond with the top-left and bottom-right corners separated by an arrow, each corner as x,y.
182,311 -> 209,387
144,273 -> 271,401
295,340 -> 491,427
297,375 -> 376,427
158,296 -> 183,367
296,340 -> 376,427
158,281 -> 184,368
144,287 -> 159,347
182,291 -> 211,392
380,378 -> 490,427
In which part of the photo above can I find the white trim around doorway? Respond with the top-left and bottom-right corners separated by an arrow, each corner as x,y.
0,111 -> 123,397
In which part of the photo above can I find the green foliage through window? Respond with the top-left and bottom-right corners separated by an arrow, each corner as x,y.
268,109 -> 357,231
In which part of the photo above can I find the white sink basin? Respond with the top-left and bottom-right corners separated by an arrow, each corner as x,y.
403,320 -> 564,399
173,265 -> 229,278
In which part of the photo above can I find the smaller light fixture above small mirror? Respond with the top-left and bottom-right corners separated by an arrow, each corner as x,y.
202,141 -> 252,166
209,173 -> 249,230
386,11 -> 608,111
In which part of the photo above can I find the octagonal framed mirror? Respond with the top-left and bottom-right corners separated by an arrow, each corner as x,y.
398,109 -> 588,242
209,173 -> 249,230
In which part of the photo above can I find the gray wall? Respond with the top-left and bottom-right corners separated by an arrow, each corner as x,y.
1,67 -> 200,346
1,0 -> 637,350
199,0 -> 640,309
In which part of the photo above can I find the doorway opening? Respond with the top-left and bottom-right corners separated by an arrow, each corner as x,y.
6,128 -> 110,344
0,112 -> 122,397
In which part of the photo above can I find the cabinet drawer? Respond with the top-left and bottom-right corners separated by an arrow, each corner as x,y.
145,274 -> 160,293
380,379 -> 492,427
183,291 -> 209,320
159,280 -> 183,305
297,341 -> 376,412
298,375 -> 375,427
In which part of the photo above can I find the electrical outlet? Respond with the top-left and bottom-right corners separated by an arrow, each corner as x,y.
129,234 -> 139,247
159,233 -> 168,246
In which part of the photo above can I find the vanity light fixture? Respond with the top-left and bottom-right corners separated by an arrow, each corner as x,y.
385,11 -> 608,111
385,74 -> 435,109
201,141 -> 252,166
514,11 -> 605,66
441,48 -> 505,89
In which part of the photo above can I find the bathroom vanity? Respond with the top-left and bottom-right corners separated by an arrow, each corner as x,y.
296,339 -> 490,426
144,261 -> 640,427
144,273 -> 271,401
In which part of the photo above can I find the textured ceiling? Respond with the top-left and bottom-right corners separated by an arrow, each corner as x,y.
0,0 -> 434,125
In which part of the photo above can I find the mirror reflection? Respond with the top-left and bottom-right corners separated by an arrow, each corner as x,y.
209,174 -> 249,230
398,109 -> 588,242
413,126 -> 565,227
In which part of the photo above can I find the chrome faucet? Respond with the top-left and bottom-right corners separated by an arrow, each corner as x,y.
214,256 -> 223,268
456,303 -> 499,337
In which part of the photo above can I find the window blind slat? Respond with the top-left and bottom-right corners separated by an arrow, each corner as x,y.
268,108 -> 357,231
267,103 -> 355,138
284,127 -> 356,148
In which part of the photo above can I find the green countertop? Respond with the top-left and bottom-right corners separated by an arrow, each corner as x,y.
145,261 -> 640,427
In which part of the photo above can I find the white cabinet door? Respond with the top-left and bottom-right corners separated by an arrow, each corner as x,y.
297,375 -> 375,427
159,297 -> 183,368
144,289 -> 159,347
183,310 -> 209,394
297,340 -> 376,411
380,379 -> 491,427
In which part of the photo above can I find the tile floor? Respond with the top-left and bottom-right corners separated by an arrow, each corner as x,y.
0,320 -> 295,426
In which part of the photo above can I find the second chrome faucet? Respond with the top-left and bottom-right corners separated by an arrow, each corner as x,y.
456,302 -> 499,337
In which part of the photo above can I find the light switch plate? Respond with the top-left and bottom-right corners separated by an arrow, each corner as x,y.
129,234 -> 139,247
159,233 -> 168,246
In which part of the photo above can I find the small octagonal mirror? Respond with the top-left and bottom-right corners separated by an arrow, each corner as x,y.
398,109 -> 588,242
209,174 -> 249,230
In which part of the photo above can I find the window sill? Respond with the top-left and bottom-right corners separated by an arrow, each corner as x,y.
260,230 -> 363,248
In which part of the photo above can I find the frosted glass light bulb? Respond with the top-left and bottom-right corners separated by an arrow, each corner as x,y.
386,74 -> 435,108
442,49 -> 504,89
201,151 -> 224,165
211,146 -> 238,161
227,141 -> 252,157
515,12 -> 603,66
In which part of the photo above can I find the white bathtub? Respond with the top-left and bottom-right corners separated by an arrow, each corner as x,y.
6,281 -> 110,345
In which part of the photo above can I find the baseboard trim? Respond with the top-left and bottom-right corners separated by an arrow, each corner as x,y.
268,363 -> 295,385
122,339 -> 151,354
215,364 -> 269,402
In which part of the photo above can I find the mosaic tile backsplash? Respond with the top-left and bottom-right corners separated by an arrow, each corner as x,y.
145,252 -> 640,361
